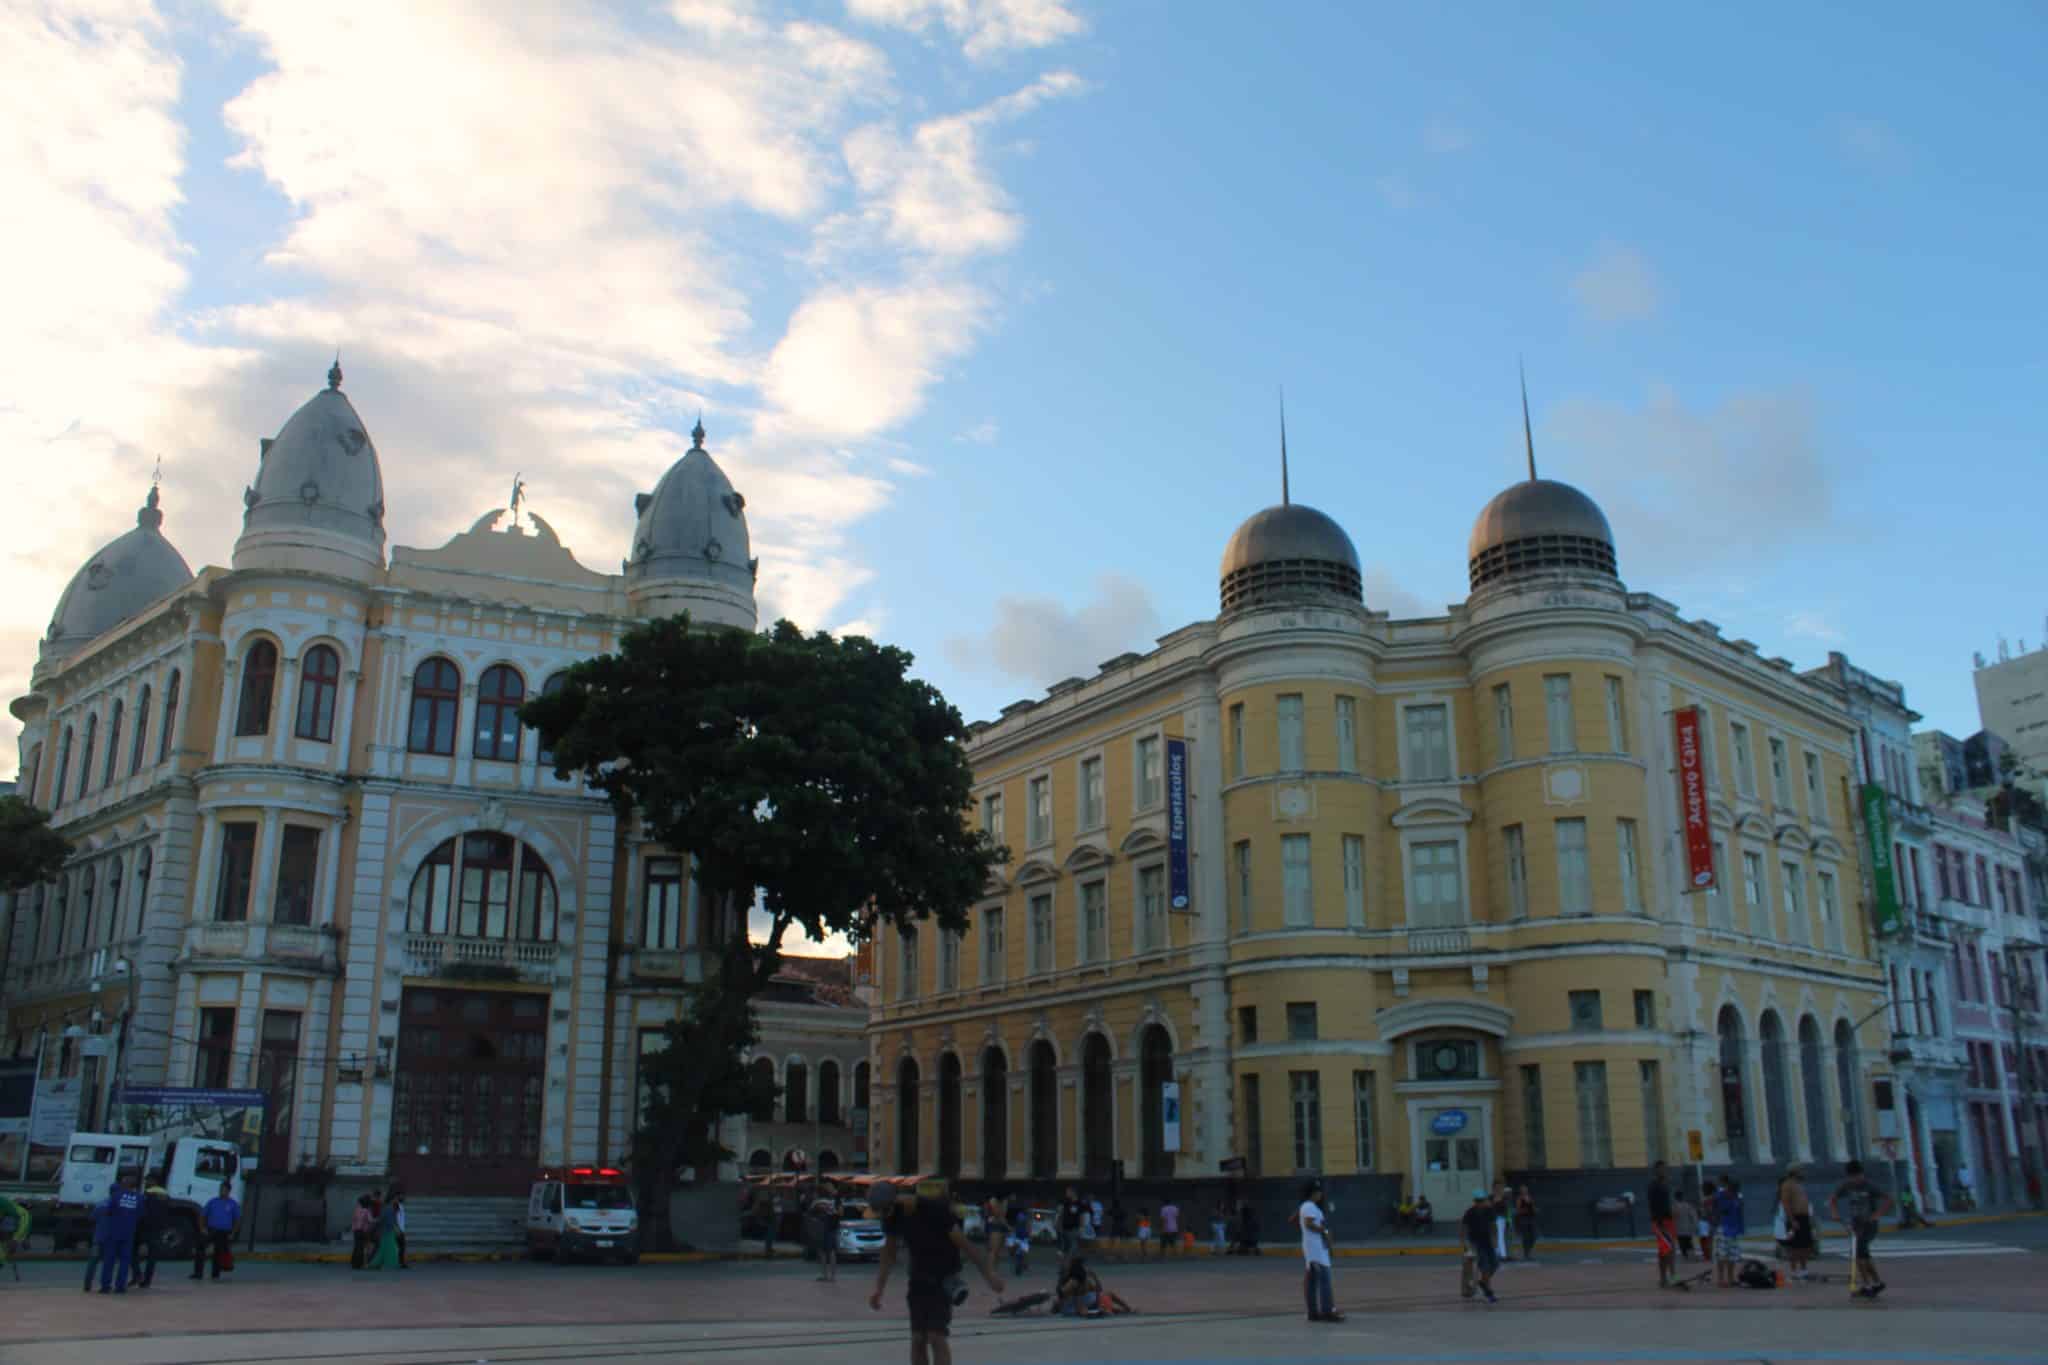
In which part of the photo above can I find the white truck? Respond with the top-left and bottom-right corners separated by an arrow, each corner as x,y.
45,1129 -> 247,1257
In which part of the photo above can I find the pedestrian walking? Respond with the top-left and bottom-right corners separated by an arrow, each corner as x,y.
1712,1176 -> 1745,1289
816,1198 -> 841,1282
1672,1191 -> 1697,1261
390,1188 -> 410,1269
1778,1165 -> 1816,1280
869,1180 -> 1005,1365
1648,1160 -> 1677,1287
132,1178 -> 168,1289
364,1191 -> 401,1270
1134,1209 -> 1152,1258
1234,1200 -> 1261,1256
1490,1182 -> 1510,1262
1006,1205 -> 1031,1277
191,1181 -> 239,1281
1829,1160 -> 1893,1300
94,1174 -> 143,1293
1160,1198 -> 1180,1256
0,1190 -> 32,1281
1512,1186 -> 1538,1261
1211,1201 -> 1229,1255
82,1195 -> 106,1293
1460,1189 -> 1499,1304
350,1193 -> 375,1269
1297,1180 -> 1343,1322
1057,1187 -> 1082,1259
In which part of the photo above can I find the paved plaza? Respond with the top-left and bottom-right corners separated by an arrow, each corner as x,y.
3,1220 -> 2044,1365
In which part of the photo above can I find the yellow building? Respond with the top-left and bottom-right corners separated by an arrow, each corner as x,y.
868,459 -> 1891,1230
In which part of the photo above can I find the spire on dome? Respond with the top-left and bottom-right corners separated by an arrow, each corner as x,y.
1519,359 -> 1537,482
328,354 -> 343,391
691,414 -> 706,450
138,483 -> 163,530
1279,387 -> 1291,506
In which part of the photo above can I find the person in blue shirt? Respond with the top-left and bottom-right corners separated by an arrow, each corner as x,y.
1712,1176 -> 1746,1288
95,1174 -> 144,1293
191,1182 -> 239,1281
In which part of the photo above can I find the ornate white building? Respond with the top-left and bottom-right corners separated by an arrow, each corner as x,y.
3,364 -> 865,1203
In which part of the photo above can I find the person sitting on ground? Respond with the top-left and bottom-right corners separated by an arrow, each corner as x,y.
1395,1192 -> 1416,1232
1056,1254 -> 1105,1316
1412,1194 -> 1434,1232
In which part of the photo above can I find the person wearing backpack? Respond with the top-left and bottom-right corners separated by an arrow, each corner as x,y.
1829,1160 -> 1893,1300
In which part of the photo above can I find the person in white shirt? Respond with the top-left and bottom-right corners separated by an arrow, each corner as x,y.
1296,1180 -> 1343,1323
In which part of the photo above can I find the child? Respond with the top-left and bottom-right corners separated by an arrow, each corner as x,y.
1713,1176 -> 1745,1288
1135,1210 -> 1153,1258
1008,1206 -> 1032,1277
1672,1192 -> 1697,1261
1696,1194 -> 1715,1264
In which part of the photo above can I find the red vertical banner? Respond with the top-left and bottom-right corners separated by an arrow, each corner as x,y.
1674,706 -> 1716,890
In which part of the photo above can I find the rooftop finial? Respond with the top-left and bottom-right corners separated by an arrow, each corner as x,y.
328,353 -> 343,391
691,413 -> 706,450
138,473 -> 164,530
1519,357 -> 1537,482
1279,387 -> 1291,506
150,455 -> 163,490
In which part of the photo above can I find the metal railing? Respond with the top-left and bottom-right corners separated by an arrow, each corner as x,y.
1406,927 -> 1471,956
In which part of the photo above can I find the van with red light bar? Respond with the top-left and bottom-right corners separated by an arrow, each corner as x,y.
527,1166 -> 639,1264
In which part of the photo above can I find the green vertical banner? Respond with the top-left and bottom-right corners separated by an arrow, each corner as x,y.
1861,782 -> 1903,937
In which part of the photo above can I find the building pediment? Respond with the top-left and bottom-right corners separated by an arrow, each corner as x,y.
1374,997 -> 1514,1040
1390,797 -> 1473,829
1014,857 -> 1060,885
1119,826 -> 1165,855
1063,839 -> 1112,871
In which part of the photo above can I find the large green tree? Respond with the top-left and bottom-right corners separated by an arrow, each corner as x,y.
522,616 -> 1001,1243
0,795 -> 68,893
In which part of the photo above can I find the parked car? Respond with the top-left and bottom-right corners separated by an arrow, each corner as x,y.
1023,1207 -> 1060,1245
834,1216 -> 887,1261
958,1204 -> 987,1242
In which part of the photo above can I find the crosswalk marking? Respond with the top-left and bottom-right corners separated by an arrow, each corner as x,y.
1642,1238 -> 2023,1261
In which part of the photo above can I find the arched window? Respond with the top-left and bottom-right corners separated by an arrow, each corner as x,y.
129,687 -> 150,775
236,640 -> 279,736
48,878 -> 68,958
853,1059 -> 871,1115
157,671 -> 181,764
474,665 -> 525,762
134,845 -> 153,938
1799,1015 -> 1831,1162
937,1053 -> 963,1179
404,832 -> 558,941
785,1060 -> 809,1124
896,1057 -> 921,1173
748,1149 -> 772,1171
1834,1019 -> 1865,1157
407,658 -> 461,755
1081,1034 -> 1113,1180
78,714 -> 99,797
104,858 -> 124,946
1718,1006 -> 1750,1163
76,866 -> 96,952
295,645 -> 340,742
1759,1011 -> 1793,1162
53,726 -> 73,805
23,744 -> 42,808
1140,1023 -> 1175,1179
536,673 -> 568,768
749,1057 -> 777,1123
1029,1039 -> 1058,1179
818,1059 -> 841,1126
103,701 -> 124,788
980,1047 -> 1007,1181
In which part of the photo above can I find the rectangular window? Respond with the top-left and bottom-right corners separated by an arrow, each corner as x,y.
1617,818 -> 1643,915
1804,752 -> 1824,820
1289,1070 -> 1323,1172
1556,818 -> 1591,916
1335,696 -> 1359,773
1695,702 -> 1718,789
1504,824 -> 1529,919
982,792 -> 1005,845
897,928 -> 918,1000
1493,683 -> 1515,762
1135,735 -> 1162,808
1404,703 -> 1450,781
1633,989 -> 1656,1029
643,857 -> 684,950
936,929 -> 959,991
1282,834 -> 1313,927
1769,737 -> 1792,806
1782,862 -> 1808,945
1138,864 -> 1167,953
273,825 -> 320,926
1238,1005 -> 1258,1044
1230,703 -> 1246,779
1544,674 -> 1576,754
1081,879 -> 1108,963
1027,776 -> 1050,846
1242,1075 -> 1263,1178
1569,989 -> 1604,1031
1408,840 -> 1463,926
215,822 -> 258,922
1521,1065 -> 1547,1168
1277,694 -> 1305,772
1286,1002 -> 1319,1041
1605,675 -> 1629,754
1029,893 -> 1054,974
981,906 -> 1005,984
1638,1060 -> 1665,1166
1574,1060 -> 1613,1168
1330,837 -> 1360,932
195,1007 -> 235,1089
1234,840 -> 1253,933
1078,756 -> 1104,830
1742,850 -> 1768,935
1731,721 -> 1757,796
1353,1070 -> 1377,1170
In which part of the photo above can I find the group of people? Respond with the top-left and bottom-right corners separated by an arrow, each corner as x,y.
80,1174 -> 240,1292
1649,1158 -> 1894,1298
349,1187 -> 408,1271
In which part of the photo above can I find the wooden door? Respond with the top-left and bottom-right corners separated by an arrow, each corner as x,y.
391,988 -> 546,1195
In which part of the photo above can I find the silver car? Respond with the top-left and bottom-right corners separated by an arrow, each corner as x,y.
836,1217 -> 887,1261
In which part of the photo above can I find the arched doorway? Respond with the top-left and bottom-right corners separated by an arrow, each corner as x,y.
1834,1019 -> 1865,1157
981,1047 -> 1009,1181
1759,1011 -> 1792,1162
818,1150 -> 840,1173
1799,1016 -> 1832,1162
896,1057 -> 921,1174
748,1148 -> 771,1171
1718,1006 -> 1751,1163
749,1057 -> 777,1123
938,1053 -> 963,1178
853,1060 -> 871,1165
1029,1040 -> 1058,1178
818,1059 -> 841,1126
1082,1033 -> 1113,1181
1139,1024 -> 1174,1179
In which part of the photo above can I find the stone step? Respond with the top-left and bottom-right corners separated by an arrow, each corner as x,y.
401,1196 -> 528,1246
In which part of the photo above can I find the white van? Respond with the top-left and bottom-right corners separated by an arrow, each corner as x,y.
526,1166 -> 639,1264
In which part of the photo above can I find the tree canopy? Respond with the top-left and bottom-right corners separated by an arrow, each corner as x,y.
0,795 -> 69,893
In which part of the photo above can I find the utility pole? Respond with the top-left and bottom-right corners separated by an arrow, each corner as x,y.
1998,944 -> 2044,1207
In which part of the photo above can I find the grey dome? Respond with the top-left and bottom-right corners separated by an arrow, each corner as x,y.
1218,503 -> 1363,613
1467,478 -> 1617,590
628,420 -> 755,597
238,361 -> 387,558
43,488 -> 194,657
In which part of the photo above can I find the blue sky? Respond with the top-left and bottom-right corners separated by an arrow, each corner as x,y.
8,0 -> 2046,777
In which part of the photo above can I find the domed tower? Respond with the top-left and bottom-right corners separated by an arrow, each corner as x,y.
625,418 -> 758,630
1217,413 -> 1363,614
232,359 -> 388,581
1466,377 -> 1618,593
40,485 -> 195,665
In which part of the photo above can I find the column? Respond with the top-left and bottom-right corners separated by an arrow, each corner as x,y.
189,816 -> 223,926
269,656 -> 301,763
312,819 -> 343,929
212,661 -> 240,763
452,683 -> 479,786
334,670 -> 363,773
248,808 -> 284,925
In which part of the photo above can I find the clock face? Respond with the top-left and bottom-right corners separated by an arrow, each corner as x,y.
1432,1043 -> 1464,1074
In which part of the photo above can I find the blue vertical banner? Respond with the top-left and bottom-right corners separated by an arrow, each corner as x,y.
1166,737 -> 1192,910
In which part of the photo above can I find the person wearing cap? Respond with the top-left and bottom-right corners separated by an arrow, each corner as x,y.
1778,1164 -> 1815,1280
1459,1189 -> 1499,1304
1295,1180 -> 1343,1323
869,1178 -> 1005,1365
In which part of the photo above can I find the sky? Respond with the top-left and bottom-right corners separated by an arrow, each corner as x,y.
7,0 -> 2048,797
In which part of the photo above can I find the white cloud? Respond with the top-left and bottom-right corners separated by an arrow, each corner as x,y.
956,419 -> 999,444
945,573 -> 1160,688
761,283 -> 988,439
1570,243 -> 1663,325
1785,611 -> 1844,644
845,0 -> 1085,60
1360,566 -> 1433,618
